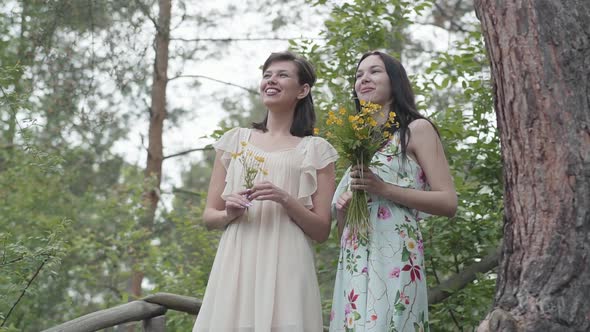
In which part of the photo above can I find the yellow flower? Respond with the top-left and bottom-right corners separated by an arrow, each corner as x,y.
323,99 -> 392,239
233,147 -> 268,190
313,127 -> 319,135
355,132 -> 366,140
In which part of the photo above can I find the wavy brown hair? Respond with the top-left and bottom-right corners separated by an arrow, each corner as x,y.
353,51 -> 439,158
252,51 -> 317,137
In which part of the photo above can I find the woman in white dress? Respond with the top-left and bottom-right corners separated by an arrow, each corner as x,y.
193,51 -> 338,332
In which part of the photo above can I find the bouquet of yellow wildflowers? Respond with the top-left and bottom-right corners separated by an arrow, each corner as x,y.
232,141 -> 268,189
324,100 -> 398,239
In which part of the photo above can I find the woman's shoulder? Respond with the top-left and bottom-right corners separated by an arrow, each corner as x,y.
214,127 -> 248,150
407,118 -> 441,155
301,135 -> 338,166
219,127 -> 250,139
306,135 -> 338,153
307,135 -> 334,147
217,127 -> 240,136
408,119 -> 439,142
408,118 -> 436,133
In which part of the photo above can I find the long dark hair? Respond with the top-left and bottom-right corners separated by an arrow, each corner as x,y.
353,51 -> 438,158
252,51 -> 317,137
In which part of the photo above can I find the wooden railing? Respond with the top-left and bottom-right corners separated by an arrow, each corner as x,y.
41,246 -> 501,331
43,292 -> 332,331
42,293 -> 201,332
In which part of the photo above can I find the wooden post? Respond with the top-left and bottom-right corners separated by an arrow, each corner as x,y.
143,315 -> 166,332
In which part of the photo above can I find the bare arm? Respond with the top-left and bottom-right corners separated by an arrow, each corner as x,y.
202,150 -> 251,230
285,163 -> 336,242
248,162 -> 336,242
351,119 -> 457,217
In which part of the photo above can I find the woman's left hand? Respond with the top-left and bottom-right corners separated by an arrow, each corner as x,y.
248,181 -> 290,204
350,166 -> 386,196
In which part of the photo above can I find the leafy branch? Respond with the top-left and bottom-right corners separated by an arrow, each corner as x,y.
1,256 -> 50,327
168,74 -> 257,94
163,146 -> 213,160
428,245 -> 501,305
171,36 -> 324,42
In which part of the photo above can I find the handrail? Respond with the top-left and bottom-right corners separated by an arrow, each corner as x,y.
43,292 -> 330,331
42,292 -> 202,332
42,245 -> 501,331
142,292 -> 201,315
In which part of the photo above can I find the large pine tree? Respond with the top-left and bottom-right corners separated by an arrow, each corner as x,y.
475,1 -> 590,330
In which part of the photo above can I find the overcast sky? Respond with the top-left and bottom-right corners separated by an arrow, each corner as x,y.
108,0 -> 469,210
107,0 -> 328,209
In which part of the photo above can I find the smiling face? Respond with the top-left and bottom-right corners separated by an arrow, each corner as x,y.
354,55 -> 393,107
259,60 -> 309,111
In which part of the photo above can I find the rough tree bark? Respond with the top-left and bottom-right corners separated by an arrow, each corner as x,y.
474,1 -> 590,331
129,0 -> 171,302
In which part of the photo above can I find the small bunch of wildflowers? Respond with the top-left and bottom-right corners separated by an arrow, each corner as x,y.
232,141 -> 268,189
323,100 -> 399,239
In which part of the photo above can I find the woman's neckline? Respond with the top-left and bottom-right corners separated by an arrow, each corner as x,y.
245,128 -> 308,153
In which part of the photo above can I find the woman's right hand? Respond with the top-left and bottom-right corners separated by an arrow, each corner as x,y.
335,191 -> 353,212
224,190 -> 252,221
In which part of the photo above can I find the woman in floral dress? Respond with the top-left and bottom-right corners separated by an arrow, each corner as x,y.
329,51 -> 457,331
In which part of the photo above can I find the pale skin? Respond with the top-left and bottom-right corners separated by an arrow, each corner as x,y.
203,60 -> 336,243
336,55 -> 457,236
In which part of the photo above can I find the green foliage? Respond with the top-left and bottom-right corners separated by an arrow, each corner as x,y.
1,63 -> 67,328
3,0 -> 298,329
1,1 -> 503,331
144,205 -> 220,330
417,29 -> 502,330
0,117 -> 71,328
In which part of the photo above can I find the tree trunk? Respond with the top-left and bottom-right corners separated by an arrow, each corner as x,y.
474,1 -> 590,331
5,0 -> 31,146
129,0 -> 171,301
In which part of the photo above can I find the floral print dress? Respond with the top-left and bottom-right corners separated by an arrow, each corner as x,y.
329,133 -> 430,332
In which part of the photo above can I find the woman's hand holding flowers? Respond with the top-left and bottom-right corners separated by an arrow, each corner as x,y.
335,191 -> 353,212
248,181 -> 290,204
225,190 -> 252,221
350,166 -> 386,197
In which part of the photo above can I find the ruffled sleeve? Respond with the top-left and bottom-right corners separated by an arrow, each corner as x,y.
212,127 -> 247,200
298,137 -> 338,208
213,127 -> 242,170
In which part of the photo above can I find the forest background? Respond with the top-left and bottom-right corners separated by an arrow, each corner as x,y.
0,0 -> 502,331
